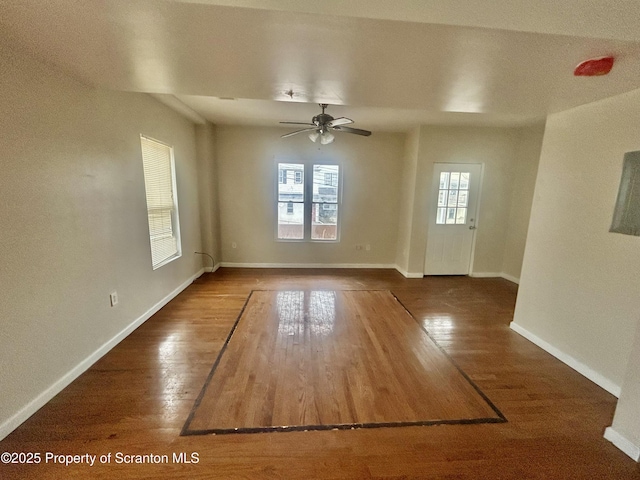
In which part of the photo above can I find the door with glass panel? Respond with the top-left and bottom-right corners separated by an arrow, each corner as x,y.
424,163 -> 482,275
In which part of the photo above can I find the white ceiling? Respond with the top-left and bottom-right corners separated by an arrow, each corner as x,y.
2,0 -> 640,131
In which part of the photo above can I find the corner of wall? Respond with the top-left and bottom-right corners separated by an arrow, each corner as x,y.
195,122 -> 222,266
394,265 -> 423,278
509,322 -> 621,397
394,127 -> 421,273
500,123 -> 545,281
606,317 -> 640,461
604,427 -> 640,462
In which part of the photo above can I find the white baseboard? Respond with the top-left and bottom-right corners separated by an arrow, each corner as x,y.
500,273 -> 520,284
219,262 -> 426,278
205,263 -> 220,273
400,272 -> 424,279
509,322 -> 621,397
394,265 -> 423,278
0,268 -> 205,441
469,272 -> 501,278
469,272 -> 519,284
217,264 -> 516,282
604,427 -> 640,461
220,262 -> 397,269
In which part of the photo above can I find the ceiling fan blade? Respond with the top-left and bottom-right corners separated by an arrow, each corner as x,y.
281,127 -> 318,138
280,121 -> 315,126
327,117 -> 353,127
333,125 -> 372,136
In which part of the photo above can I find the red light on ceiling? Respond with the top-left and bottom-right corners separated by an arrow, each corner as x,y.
574,56 -> 615,76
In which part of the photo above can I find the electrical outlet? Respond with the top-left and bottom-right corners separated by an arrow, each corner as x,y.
232,242 -> 237,249
110,292 -> 118,307
365,244 -> 371,251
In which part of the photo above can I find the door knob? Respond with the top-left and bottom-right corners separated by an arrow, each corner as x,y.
469,226 -> 476,230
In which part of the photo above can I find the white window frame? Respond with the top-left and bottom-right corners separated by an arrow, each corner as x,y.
140,135 -> 182,269
275,161 -> 341,242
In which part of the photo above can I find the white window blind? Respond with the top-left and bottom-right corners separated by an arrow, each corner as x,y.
140,136 -> 181,269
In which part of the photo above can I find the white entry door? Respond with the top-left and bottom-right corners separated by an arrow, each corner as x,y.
424,163 -> 482,275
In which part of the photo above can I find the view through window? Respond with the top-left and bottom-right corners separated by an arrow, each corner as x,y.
277,163 -> 340,241
436,171 -> 469,225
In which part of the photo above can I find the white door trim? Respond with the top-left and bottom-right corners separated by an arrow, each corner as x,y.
466,163 -> 485,276
424,163 -> 483,275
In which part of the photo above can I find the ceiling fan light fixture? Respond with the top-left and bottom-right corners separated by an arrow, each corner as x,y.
308,131 -> 320,142
320,131 -> 335,145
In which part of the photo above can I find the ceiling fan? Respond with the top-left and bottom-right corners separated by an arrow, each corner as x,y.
280,104 -> 372,144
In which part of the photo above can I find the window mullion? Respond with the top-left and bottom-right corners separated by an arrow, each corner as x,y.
304,165 -> 312,240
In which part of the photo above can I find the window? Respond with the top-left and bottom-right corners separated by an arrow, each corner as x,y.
436,171 -> 470,225
140,136 -> 181,268
312,165 -> 339,240
277,163 -> 305,240
277,162 -> 340,241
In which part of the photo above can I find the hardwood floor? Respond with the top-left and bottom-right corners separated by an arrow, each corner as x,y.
185,290 -> 501,433
1,268 -> 639,479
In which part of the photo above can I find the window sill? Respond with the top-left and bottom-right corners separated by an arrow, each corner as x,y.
152,253 -> 182,270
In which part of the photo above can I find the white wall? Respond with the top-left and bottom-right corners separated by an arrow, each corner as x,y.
0,45 -> 203,438
216,126 -> 403,266
512,88 -> 640,395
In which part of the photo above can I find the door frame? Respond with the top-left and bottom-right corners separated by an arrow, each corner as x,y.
423,162 -> 484,275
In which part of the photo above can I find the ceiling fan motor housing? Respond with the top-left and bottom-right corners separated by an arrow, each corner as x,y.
313,113 -> 334,126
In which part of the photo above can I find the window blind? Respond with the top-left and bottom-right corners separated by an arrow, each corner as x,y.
140,136 -> 180,268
